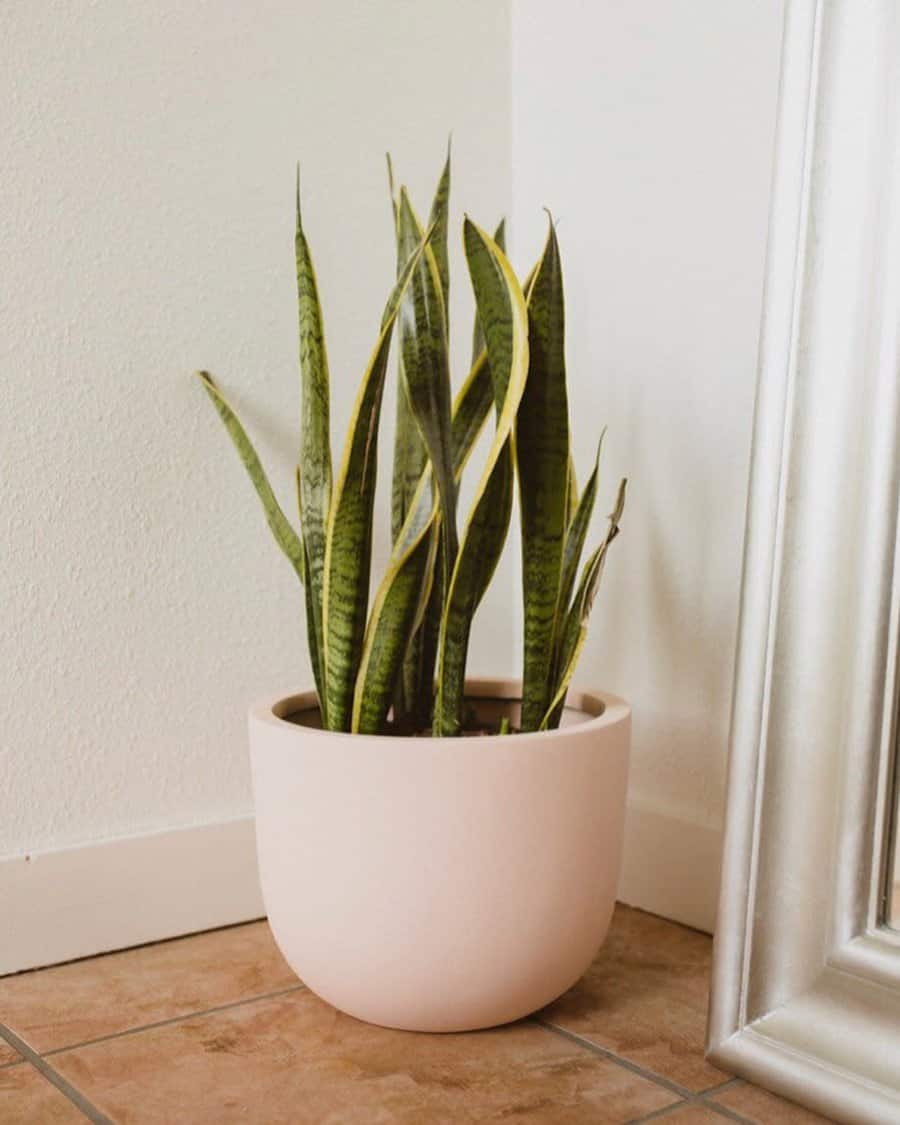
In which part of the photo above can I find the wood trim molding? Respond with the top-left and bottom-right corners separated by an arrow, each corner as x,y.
0,818 -> 264,975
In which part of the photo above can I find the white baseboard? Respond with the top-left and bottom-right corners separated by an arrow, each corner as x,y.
1,797 -> 721,976
1,817 -> 264,976
618,793 -> 723,933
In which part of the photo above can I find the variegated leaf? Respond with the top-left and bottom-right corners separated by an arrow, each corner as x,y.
353,350 -> 494,733
322,231 -> 432,731
553,432 -> 604,669
433,219 -> 529,735
426,140 -> 451,319
195,371 -> 304,581
566,451 -> 579,526
295,172 -> 332,721
296,468 -> 327,710
390,150 -> 452,721
397,189 -> 458,576
541,478 -> 627,730
387,153 -> 427,546
471,218 -> 505,365
517,217 -> 571,731
353,521 -> 439,734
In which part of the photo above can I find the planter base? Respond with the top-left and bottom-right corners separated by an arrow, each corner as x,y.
249,679 -> 630,1033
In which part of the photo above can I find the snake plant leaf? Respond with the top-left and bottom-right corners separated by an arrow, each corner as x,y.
434,450 -> 515,736
385,152 -> 398,229
397,188 -> 458,576
554,431 -> 604,661
426,140 -> 451,318
391,380 -> 427,542
294,466 -> 327,711
414,255 -> 537,730
390,148 -> 452,551
295,172 -> 333,719
388,148 -> 451,548
194,371 -> 305,581
322,231 -> 432,731
471,218 -> 506,365
416,238 -> 523,716
540,478 -> 627,730
395,140 -> 487,712
402,345 -> 496,726
433,219 -> 529,736
449,351 -> 494,472
566,451 -> 579,526
353,350 -> 494,733
517,217 -> 571,731
387,153 -> 427,544
410,567 -> 442,729
352,518 -> 439,734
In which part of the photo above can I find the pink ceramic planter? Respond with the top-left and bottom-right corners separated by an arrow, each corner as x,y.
249,678 -> 630,1033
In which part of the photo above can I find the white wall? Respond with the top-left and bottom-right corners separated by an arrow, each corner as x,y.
2,0 -> 788,961
512,1 -> 785,883
1,0 -> 512,860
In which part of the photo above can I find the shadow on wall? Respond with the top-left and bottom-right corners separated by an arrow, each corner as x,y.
596,379 -> 746,824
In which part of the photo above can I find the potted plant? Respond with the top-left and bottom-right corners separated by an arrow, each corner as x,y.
194,149 -> 628,1033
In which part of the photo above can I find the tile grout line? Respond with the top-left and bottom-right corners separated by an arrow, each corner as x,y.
533,1020 -> 755,1122
625,1101 -> 692,1124
532,1017 -> 695,1099
625,1091 -> 756,1125
698,1077 -> 742,1096
3,958 -> 757,1123
40,983 -> 307,1058
698,1101 -> 756,1125
0,1022 -> 113,1125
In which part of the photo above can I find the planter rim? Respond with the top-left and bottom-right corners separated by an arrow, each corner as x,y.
249,677 -> 629,747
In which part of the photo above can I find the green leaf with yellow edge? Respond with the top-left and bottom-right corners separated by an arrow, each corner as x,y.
353,349 -> 494,733
295,466 -> 326,711
386,153 -> 427,547
540,478 -> 627,730
352,497 -> 439,734
401,211 -> 503,726
553,431 -> 604,666
295,172 -> 333,722
516,216 -> 571,731
385,152 -> 398,230
411,230 -> 518,725
194,371 -> 304,581
433,219 -> 529,736
322,230 -> 432,732
397,188 -> 458,578
389,150 -> 452,721
411,341 -> 497,724
426,140 -> 451,319
566,451 -> 579,526
391,379 -> 427,544
471,218 -> 505,365
434,451 -> 515,736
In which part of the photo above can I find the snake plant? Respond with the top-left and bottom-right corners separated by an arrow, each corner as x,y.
195,150 -> 625,736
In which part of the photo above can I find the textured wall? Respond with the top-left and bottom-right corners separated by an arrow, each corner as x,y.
511,0 -> 784,829
3,0 -> 787,866
1,1 -> 512,856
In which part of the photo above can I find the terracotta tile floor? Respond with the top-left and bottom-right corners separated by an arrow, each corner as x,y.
0,905 -> 833,1124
